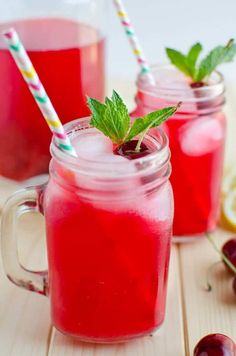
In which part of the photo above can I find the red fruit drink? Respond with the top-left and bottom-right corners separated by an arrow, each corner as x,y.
0,19 -> 105,181
43,118 -> 173,341
163,112 -> 225,237
132,65 -> 226,238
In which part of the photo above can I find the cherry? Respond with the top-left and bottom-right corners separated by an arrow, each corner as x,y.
222,238 -> 236,273
194,334 -> 236,356
114,140 -> 151,160
190,81 -> 206,88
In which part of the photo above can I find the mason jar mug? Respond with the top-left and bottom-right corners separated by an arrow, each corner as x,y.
132,65 -> 226,239
1,117 -> 174,342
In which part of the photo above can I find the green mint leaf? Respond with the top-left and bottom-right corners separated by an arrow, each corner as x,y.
88,91 -> 130,144
133,104 -> 180,152
166,48 -> 190,76
186,42 -> 202,77
221,39 -> 236,62
88,91 -> 179,149
110,90 -> 130,138
87,97 -> 110,136
166,39 -> 236,83
195,46 -> 223,82
187,43 -> 203,66
126,105 -> 179,145
196,39 -> 236,81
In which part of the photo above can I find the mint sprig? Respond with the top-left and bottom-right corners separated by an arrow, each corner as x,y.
87,91 -> 179,151
127,106 -> 179,151
166,39 -> 236,83
88,91 -> 130,145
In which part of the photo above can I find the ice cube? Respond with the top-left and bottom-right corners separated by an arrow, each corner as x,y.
137,181 -> 173,221
180,117 -> 223,156
153,66 -> 194,97
150,67 -> 198,113
72,129 -> 113,159
155,67 -> 190,89
95,153 -> 137,174
73,148 -> 139,197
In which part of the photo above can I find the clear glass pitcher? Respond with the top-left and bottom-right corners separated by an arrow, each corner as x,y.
0,0 -> 106,181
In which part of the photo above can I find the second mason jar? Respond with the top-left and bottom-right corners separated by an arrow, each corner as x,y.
132,64 -> 226,239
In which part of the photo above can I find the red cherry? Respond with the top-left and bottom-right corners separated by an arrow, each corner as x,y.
190,81 -> 206,88
114,140 -> 151,160
222,238 -> 236,273
194,334 -> 236,356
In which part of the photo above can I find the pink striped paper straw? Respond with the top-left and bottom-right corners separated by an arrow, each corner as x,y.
113,0 -> 155,85
2,28 -> 77,157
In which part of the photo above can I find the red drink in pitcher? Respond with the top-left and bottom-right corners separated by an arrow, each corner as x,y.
0,18 -> 105,181
132,65 -> 226,238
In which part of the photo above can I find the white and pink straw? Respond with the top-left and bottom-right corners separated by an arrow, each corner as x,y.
113,0 -> 155,85
2,28 -> 77,157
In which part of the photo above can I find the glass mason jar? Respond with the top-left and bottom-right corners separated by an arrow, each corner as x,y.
132,64 -> 226,239
0,0 -> 106,181
1,117 -> 174,342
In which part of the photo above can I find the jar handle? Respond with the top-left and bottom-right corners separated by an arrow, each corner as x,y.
1,185 -> 48,296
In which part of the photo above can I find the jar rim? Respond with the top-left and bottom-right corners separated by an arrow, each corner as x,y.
137,63 -> 225,103
50,117 -> 170,179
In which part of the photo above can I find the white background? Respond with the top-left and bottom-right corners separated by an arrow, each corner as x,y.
107,0 -> 236,83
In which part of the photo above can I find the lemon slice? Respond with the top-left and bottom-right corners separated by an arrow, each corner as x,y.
222,188 -> 236,231
222,169 -> 236,196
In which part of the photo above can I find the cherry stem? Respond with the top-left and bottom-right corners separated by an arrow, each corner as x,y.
135,102 -> 182,152
135,127 -> 150,152
226,38 -> 234,49
206,233 -> 236,275
205,261 -> 222,292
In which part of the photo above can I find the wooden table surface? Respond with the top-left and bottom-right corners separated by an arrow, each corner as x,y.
0,82 -> 235,356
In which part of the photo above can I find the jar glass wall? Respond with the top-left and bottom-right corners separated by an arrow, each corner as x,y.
132,65 -> 226,239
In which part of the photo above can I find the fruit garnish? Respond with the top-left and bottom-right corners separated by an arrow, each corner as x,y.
222,238 -> 236,273
87,91 -> 180,155
221,189 -> 236,232
114,140 -> 151,160
206,234 -> 236,296
194,333 -> 236,356
166,39 -> 236,83
222,169 -> 236,197
206,234 -> 236,275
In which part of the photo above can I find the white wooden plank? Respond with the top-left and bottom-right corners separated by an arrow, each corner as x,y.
0,213 -> 51,356
179,230 -> 236,356
0,178 -> 19,211
48,245 -> 185,356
